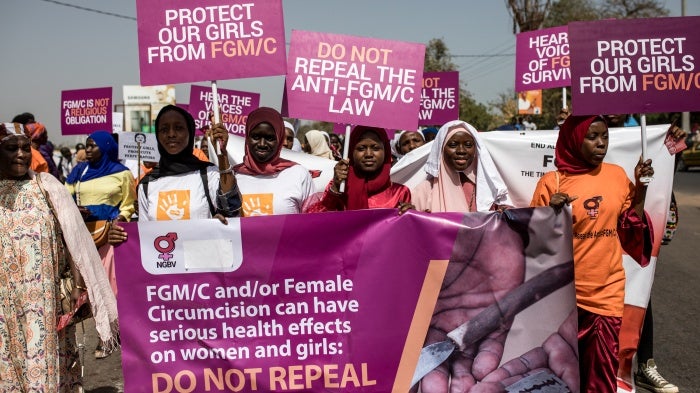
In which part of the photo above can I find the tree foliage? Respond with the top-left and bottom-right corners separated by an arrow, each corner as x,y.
599,0 -> 669,19
506,0 -> 552,33
423,38 -> 494,130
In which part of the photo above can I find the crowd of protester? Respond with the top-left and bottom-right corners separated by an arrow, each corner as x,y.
0,107 -> 687,392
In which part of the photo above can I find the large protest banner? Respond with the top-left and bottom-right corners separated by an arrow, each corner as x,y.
114,208 -> 578,392
285,30 -> 425,131
188,85 -> 259,136
569,16 -> 700,115
390,125 -> 676,392
136,0 -> 286,85
60,87 -> 112,136
419,71 -> 459,126
515,25 -> 570,92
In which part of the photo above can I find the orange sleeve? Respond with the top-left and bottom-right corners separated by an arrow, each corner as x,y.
30,148 -> 49,173
193,148 -> 209,162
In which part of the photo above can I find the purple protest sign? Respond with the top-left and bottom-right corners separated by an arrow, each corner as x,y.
189,85 -> 260,136
286,30 -> 425,131
60,87 -> 112,136
419,71 -> 460,126
515,26 -> 570,91
113,208 -> 579,392
570,16 -> 700,115
136,0 -> 286,85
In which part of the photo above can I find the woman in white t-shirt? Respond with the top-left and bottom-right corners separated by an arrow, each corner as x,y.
107,105 -> 242,244
234,107 -> 314,216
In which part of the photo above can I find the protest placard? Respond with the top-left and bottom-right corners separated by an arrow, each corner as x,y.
136,0 -> 286,85
286,30 -> 425,131
117,131 -> 160,162
515,25 -> 570,92
419,71 -> 459,126
570,16 -> 700,115
60,87 -> 112,136
188,85 -> 259,136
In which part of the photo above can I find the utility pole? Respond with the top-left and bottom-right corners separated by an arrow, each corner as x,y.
681,0 -> 690,132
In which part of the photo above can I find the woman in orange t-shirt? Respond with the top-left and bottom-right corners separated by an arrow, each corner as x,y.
530,115 -> 654,393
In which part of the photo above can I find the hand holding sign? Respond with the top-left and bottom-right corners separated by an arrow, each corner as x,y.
210,120 -> 229,156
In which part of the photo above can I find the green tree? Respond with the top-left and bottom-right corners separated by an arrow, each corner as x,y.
423,38 -> 494,130
599,0 -> 669,19
543,0 -> 599,27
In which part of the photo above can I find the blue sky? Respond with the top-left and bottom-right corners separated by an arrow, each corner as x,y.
1,0 -> 697,145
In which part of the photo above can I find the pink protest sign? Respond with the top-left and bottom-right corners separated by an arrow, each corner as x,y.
60,87 -> 112,136
189,85 -> 260,136
570,16 -> 700,115
515,26 -> 570,91
136,0 -> 286,86
419,71 -> 460,126
286,30 -> 425,131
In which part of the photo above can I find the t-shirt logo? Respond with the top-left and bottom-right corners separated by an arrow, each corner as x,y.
242,193 -> 274,216
157,190 -> 190,220
583,196 -> 603,219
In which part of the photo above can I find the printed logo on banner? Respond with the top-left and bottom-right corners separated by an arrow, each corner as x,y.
138,219 -> 244,275
154,232 -> 179,268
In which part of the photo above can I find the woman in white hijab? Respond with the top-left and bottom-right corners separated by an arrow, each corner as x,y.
304,130 -> 334,160
412,120 -> 511,212
283,121 -> 303,152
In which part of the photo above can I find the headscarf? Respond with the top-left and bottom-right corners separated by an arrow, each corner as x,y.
421,120 -> 511,212
148,105 -> 213,179
345,125 -> 393,210
234,107 -> 297,176
555,115 -> 606,174
0,122 -> 30,143
305,130 -> 334,159
65,131 -> 130,184
421,127 -> 438,140
284,120 -> 302,152
25,122 -> 47,142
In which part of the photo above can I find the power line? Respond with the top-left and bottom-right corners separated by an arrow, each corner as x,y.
37,0 -> 136,21
453,54 -> 514,58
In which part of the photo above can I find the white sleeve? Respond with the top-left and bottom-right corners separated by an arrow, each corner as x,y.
137,183 -> 152,221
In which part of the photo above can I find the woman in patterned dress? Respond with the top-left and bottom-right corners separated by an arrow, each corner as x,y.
0,123 -> 118,392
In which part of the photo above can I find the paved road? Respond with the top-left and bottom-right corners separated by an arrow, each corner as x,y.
645,169 -> 700,392
80,170 -> 700,393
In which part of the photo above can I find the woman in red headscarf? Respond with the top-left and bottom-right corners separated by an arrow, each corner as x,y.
306,125 -> 413,213
234,107 -> 314,216
530,115 -> 654,393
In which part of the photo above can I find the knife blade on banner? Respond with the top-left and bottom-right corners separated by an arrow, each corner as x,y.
410,262 -> 574,388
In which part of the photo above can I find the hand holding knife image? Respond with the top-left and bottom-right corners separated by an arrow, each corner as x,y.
411,262 -> 574,389
412,211 -> 578,393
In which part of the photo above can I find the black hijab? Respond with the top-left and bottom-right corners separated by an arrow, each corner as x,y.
147,105 -> 212,179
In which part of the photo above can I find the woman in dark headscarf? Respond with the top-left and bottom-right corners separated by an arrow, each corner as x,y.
306,125 -> 412,213
234,107 -> 314,216
65,130 -> 135,357
530,115 -> 654,393
65,130 -> 135,223
113,105 -> 240,224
